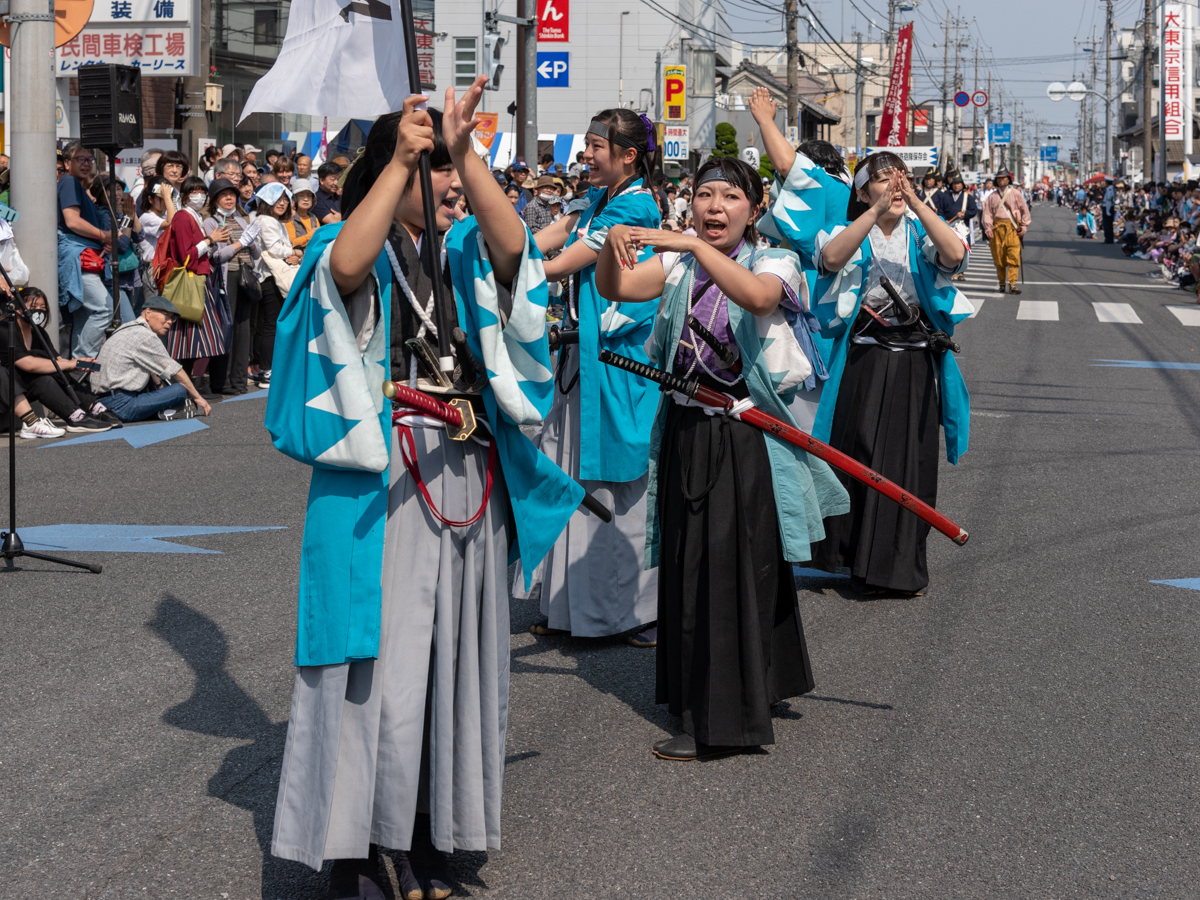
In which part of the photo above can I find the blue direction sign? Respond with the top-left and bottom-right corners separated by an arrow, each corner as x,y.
988,122 -> 1012,144
1039,146 -> 1058,162
954,91 -> 970,107
536,52 -> 570,87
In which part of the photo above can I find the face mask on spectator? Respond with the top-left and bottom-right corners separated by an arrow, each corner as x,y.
539,192 -> 558,203
188,193 -> 206,210
29,309 -> 47,327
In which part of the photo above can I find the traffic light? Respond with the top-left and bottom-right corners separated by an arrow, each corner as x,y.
484,33 -> 505,91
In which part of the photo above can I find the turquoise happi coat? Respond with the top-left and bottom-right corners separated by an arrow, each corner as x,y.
757,153 -> 850,387
812,213 -> 975,464
569,180 -> 662,482
265,220 -> 583,666
643,243 -> 850,568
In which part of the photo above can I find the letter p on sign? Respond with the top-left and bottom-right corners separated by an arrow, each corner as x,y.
664,65 -> 687,121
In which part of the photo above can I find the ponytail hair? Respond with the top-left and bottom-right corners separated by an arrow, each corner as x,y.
340,106 -> 452,220
590,107 -> 661,188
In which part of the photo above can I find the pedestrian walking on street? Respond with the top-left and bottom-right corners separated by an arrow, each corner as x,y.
808,151 -> 974,597
981,167 -> 1030,294
597,157 -> 849,762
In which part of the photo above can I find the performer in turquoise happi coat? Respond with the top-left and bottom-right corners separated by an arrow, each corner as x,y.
749,86 -> 852,433
808,150 -> 974,598
514,108 -> 663,646
265,81 -> 581,900
596,157 -> 849,762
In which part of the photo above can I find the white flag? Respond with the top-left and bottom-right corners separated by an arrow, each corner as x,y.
240,0 -> 411,122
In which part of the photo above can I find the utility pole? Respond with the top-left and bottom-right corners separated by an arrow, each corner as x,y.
1104,0 -> 1113,175
952,7 -> 963,169
513,0 -> 538,165
9,0 -> 60,340
941,10 -> 951,172
182,0 -> 214,165
855,30 -> 864,156
970,46 -> 979,169
786,0 -> 799,130
887,0 -> 896,47
1144,0 -> 1153,181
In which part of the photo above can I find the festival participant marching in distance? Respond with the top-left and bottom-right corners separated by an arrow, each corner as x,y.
808,151 -> 974,598
596,157 -> 850,762
265,80 -> 582,900
748,86 -> 847,432
934,171 -> 980,282
981,167 -> 1031,294
514,109 -> 663,646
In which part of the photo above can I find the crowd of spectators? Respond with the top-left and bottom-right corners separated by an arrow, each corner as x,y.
0,138 -> 356,440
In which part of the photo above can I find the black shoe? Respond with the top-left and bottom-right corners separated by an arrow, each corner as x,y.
326,852 -> 386,900
410,842 -> 455,899
219,385 -> 241,396
64,414 -> 113,433
392,850 -> 424,900
652,733 -> 745,761
90,407 -> 123,427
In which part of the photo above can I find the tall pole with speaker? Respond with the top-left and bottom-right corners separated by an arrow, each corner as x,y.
77,65 -> 144,318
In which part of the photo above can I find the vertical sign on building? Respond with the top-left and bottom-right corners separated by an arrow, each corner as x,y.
877,22 -> 913,147
664,64 -> 686,121
1163,5 -> 1184,146
537,0 -> 569,42
414,0 -> 436,90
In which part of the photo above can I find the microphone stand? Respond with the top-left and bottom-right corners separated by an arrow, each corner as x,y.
0,262 -> 103,573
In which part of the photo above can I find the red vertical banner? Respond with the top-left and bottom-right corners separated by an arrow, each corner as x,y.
877,23 -> 913,147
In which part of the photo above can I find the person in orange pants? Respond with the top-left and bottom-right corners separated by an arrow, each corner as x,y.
981,168 -> 1031,294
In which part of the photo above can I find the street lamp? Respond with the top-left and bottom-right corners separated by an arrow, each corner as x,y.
1047,81 -> 1115,175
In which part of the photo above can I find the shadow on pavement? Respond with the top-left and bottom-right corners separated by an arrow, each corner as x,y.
146,595 -> 322,899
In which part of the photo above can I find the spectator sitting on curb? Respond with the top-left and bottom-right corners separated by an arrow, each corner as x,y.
0,363 -> 66,439
0,287 -> 115,432
91,296 -> 212,422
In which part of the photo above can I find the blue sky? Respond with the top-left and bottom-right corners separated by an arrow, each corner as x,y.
727,0 -> 1144,151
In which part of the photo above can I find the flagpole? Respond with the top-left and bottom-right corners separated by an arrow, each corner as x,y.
398,0 -> 456,376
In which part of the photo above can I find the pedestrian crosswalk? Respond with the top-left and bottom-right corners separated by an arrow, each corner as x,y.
958,295 -> 1200,326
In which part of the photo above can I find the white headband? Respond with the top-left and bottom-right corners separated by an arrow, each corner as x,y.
854,163 -> 894,190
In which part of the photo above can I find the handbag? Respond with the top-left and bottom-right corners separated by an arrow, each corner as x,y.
162,255 -> 207,323
80,247 -> 107,273
263,251 -> 299,296
118,246 -> 139,273
237,261 -> 262,303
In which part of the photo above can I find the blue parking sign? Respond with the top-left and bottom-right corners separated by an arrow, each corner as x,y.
536,52 -> 570,87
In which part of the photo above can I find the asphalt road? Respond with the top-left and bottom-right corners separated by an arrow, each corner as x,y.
3,204 -> 1200,899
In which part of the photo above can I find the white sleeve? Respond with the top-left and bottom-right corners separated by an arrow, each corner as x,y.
260,217 -> 293,259
753,253 -> 807,311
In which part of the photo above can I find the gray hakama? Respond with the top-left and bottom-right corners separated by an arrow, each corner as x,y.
271,421 -> 510,870
513,351 -> 657,637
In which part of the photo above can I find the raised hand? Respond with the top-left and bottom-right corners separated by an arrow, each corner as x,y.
443,75 -> 488,159
393,94 -> 435,171
606,224 -> 641,269
748,86 -> 778,124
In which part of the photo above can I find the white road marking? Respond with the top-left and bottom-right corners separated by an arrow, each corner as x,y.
1166,305 -> 1200,326
968,298 -> 984,318
1092,302 -> 1143,324
1017,300 -> 1059,321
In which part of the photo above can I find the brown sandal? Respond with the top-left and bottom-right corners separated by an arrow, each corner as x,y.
529,622 -> 567,636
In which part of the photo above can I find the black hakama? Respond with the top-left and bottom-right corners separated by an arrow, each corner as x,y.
812,341 -> 940,593
657,392 -> 815,748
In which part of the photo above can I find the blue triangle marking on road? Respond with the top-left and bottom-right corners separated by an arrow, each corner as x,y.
17,524 -> 286,554
794,566 -> 849,580
1150,578 -> 1200,592
1091,359 -> 1200,370
222,388 -> 270,403
39,419 -> 208,450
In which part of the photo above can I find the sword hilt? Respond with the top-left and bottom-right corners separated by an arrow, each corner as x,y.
597,349 -> 698,399
686,314 -> 740,372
